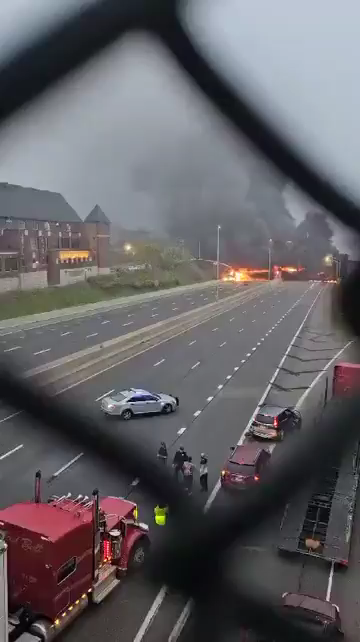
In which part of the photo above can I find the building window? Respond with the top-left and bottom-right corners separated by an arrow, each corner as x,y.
61,236 -> 71,249
71,235 -> 80,249
32,221 -> 39,231
57,557 -> 77,584
4,257 -> 18,272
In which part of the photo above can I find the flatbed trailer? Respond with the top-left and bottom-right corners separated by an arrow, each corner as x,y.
278,439 -> 360,566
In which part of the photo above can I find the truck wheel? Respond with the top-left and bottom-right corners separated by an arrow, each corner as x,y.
128,539 -> 150,572
162,403 -> 173,414
121,409 -> 133,421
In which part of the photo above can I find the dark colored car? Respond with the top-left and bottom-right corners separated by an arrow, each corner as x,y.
221,443 -> 271,490
281,593 -> 344,641
247,405 -> 301,442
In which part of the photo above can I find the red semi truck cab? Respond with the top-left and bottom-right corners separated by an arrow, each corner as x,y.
332,362 -> 360,396
0,472 -> 150,641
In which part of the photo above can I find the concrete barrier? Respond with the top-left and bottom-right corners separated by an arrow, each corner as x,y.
24,283 -> 269,389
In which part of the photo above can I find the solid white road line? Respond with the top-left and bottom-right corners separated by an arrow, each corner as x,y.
4,346 -> 22,352
95,389 -> 115,402
166,286 -> 324,642
0,444 -> 23,460
33,348 -> 51,355
326,562 -> 335,601
153,359 -> 165,367
52,452 -> 84,478
0,411 -> 22,423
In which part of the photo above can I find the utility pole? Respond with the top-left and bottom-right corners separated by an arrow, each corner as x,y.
216,225 -> 221,300
268,238 -> 273,281
198,240 -> 201,260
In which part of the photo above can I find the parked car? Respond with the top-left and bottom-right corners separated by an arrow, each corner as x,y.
247,405 -> 302,442
281,593 -> 344,641
221,443 -> 271,490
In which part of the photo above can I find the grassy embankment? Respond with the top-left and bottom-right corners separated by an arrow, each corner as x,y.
0,261 -> 215,320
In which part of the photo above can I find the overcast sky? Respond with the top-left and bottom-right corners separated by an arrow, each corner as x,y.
0,0 -> 358,252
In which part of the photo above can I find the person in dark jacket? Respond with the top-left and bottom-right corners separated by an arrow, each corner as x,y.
172,446 -> 188,481
199,453 -> 208,492
157,442 -> 168,465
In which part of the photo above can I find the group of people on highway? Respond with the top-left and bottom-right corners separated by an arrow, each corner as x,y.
157,442 -> 208,494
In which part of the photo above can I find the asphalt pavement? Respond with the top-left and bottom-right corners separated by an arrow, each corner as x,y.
0,282 -> 254,371
1,281 -> 357,642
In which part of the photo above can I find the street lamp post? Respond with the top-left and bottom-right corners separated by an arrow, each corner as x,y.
216,225 -> 221,300
268,239 -> 273,281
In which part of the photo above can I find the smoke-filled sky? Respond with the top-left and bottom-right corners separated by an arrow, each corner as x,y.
0,0 -> 358,253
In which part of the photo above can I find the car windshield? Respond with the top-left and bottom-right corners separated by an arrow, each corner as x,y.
112,392 -> 127,401
255,414 -> 276,426
227,461 -> 255,475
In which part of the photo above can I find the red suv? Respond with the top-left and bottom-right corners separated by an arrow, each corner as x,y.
221,443 -> 271,490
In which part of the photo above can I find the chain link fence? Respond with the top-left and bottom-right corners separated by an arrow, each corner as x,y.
1,1 -> 360,640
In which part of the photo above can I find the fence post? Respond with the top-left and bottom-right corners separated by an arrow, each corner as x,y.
324,376 -> 329,408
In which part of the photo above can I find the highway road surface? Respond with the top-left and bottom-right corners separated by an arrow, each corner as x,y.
0,282 -> 251,371
0,281 -> 357,641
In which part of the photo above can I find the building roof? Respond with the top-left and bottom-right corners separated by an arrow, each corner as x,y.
0,496 -> 136,542
85,204 -> 110,224
0,182 -> 81,223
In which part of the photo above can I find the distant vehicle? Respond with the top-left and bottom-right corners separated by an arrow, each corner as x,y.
247,405 -> 302,442
101,388 -> 179,420
221,443 -> 271,490
278,361 -> 360,566
281,593 -> 344,641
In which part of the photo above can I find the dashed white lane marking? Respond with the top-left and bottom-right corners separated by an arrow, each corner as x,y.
226,375 -> 232,380
152,307 -> 158,310
246,352 -> 251,357
234,366 -> 239,372
252,319 -> 256,323
177,427 -> 187,435
193,410 -> 202,418
51,452 -> 84,478
128,313 -> 134,317
131,478 -> 140,487
212,327 -> 218,332
101,320 -> 110,325
190,302 -> 195,305
238,329 -> 244,333
122,322 -> 134,327
263,311 -> 266,314
229,317 -> 235,322
188,340 -> 196,346
204,297 -> 208,301
33,348 -> 51,355
153,359 -> 165,367
4,346 -> 22,352
95,389 -> 115,402
151,314 -> 159,318
260,300 -> 264,303
86,333 -> 98,339
191,361 -> 201,370
219,341 -> 227,348
253,304 -> 256,307
0,411 -> 22,424
60,331 -> 72,336
241,359 -> 246,363
206,396 -> 214,402
0,444 -> 23,460
217,384 -> 223,390
257,342 -> 261,346
252,347 -> 256,351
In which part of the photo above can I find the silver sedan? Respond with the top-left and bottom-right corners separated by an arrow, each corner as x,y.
101,388 -> 179,420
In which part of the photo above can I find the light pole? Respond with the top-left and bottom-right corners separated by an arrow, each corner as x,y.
198,240 -> 201,260
216,225 -> 221,300
268,239 -> 273,281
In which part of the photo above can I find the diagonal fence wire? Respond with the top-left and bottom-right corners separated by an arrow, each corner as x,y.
0,1 -> 360,641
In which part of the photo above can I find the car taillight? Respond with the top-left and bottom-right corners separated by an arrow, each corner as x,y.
274,417 -> 278,428
254,475 -> 260,482
221,470 -> 227,477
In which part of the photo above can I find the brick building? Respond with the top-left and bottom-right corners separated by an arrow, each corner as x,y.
0,182 -> 110,291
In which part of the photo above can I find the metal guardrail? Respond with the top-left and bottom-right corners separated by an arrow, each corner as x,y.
0,1 -> 360,641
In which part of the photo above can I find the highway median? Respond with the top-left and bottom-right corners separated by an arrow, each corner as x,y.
22,283 -> 269,391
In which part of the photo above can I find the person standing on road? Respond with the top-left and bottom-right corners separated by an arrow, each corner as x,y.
172,446 -> 188,481
154,504 -> 168,526
199,453 -> 208,492
157,442 -> 168,465
183,456 -> 195,495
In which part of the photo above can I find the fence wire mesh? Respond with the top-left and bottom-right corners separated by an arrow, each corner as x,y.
0,1 -> 360,641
